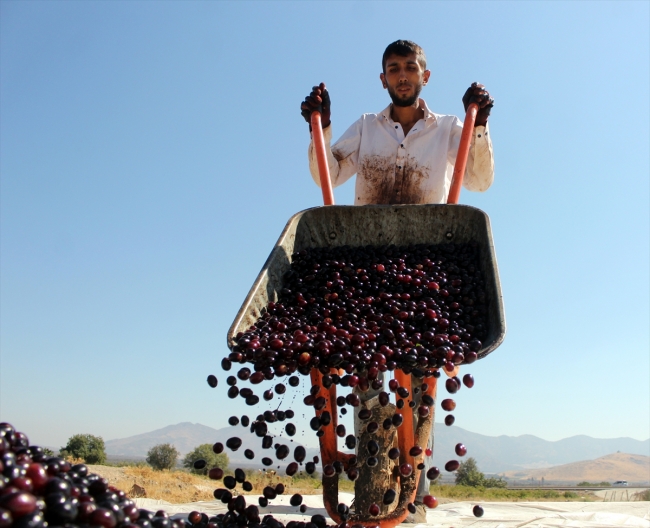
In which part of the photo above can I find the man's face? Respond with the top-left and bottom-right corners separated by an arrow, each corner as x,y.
380,53 -> 430,107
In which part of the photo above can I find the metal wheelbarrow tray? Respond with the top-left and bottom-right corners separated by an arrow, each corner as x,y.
226,203 -> 506,526
228,204 -> 505,355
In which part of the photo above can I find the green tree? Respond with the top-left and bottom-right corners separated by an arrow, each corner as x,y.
146,443 -> 180,470
60,434 -> 106,464
455,458 -> 506,488
183,444 -> 229,475
455,457 -> 485,487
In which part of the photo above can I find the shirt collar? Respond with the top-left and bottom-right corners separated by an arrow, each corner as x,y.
380,98 -> 438,126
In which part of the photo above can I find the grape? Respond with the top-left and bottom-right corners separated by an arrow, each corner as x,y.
228,416 -> 240,426
382,489 -> 396,505
208,468 -> 224,480
368,503 -> 380,516
192,459 -> 207,470
455,443 -> 467,456
445,460 -> 460,472
463,374 -> 475,388
213,442 -> 224,454
444,415 -> 455,426
441,399 -> 456,411
290,494 -> 303,507
426,467 -> 440,480
399,463 -> 413,477
244,449 -> 255,460
473,505 -> 484,517
387,447 -> 400,460
207,375 -> 218,388
226,437 -> 242,451
423,495 -> 438,508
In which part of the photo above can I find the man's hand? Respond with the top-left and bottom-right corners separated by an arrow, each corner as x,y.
301,83 -> 331,129
462,82 -> 494,127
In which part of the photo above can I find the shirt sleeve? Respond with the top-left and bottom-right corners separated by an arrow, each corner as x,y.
308,117 -> 363,189
447,118 -> 495,193
464,124 -> 494,192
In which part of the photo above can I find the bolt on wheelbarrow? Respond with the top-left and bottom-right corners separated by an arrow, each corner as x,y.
226,104 -> 505,527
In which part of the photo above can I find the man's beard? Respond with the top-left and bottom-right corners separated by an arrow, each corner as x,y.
387,82 -> 423,107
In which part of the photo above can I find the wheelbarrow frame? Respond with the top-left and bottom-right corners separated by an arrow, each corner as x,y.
226,105 -> 505,527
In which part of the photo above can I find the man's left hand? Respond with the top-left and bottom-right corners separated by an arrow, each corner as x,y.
462,82 -> 494,127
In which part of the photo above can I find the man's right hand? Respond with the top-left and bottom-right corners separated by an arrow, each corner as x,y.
300,83 -> 331,129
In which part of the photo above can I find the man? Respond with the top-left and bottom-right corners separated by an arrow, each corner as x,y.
299,40 -> 495,523
301,39 -> 494,206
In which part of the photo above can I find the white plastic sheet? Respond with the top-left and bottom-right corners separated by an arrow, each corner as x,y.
134,492 -> 650,528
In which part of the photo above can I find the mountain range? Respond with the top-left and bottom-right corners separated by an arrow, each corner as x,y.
105,422 -> 649,477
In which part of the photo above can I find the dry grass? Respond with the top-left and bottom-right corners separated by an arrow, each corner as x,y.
89,466 -> 328,504
430,484 -> 599,502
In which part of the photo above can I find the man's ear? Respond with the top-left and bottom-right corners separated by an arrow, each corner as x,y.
422,70 -> 431,85
379,72 -> 387,89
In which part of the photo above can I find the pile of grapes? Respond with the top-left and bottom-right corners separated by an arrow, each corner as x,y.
227,243 -> 489,378
0,422 -> 324,528
208,243 -> 489,522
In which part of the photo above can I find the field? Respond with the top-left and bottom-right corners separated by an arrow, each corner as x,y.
88,465 -> 643,504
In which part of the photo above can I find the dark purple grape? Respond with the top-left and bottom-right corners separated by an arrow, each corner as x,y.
300,505 -> 308,513
426,467 -> 440,480
275,383 -> 286,394
261,458 -> 273,467
473,505 -> 484,517
228,416 -> 240,426
367,440 -> 379,456
286,462 -> 298,476
294,446 -> 306,463
290,494 -> 303,507
455,443 -> 467,456
193,459 -> 207,470
288,376 -> 300,387
445,460 -> 460,472
209,468 -> 224,480
444,415 -> 455,426
213,442 -> 224,454
207,375 -> 218,388
366,457 -> 378,467
388,447 -> 400,460
285,423 -> 296,436
463,374 -> 475,388
383,489 -> 396,505
226,437 -> 242,451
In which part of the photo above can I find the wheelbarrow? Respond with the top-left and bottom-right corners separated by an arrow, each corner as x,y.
227,104 -> 505,526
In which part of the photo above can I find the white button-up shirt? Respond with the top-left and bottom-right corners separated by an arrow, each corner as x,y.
308,98 -> 494,205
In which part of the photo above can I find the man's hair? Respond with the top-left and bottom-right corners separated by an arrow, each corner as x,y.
382,40 -> 427,73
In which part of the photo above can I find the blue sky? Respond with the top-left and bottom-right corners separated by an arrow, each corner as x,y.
1,1 -> 648,451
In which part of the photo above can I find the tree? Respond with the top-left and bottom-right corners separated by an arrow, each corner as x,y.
455,457 -> 485,487
455,458 -> 506,488
183,444 -> 229,475
60,434 -> 106,464
146,443 -> 180,470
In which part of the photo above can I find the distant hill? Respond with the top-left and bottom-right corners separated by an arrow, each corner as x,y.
429,425 -> 650,474
105,422 -> 649,475
503,453 -> 650,484
105,422 -> 319,466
